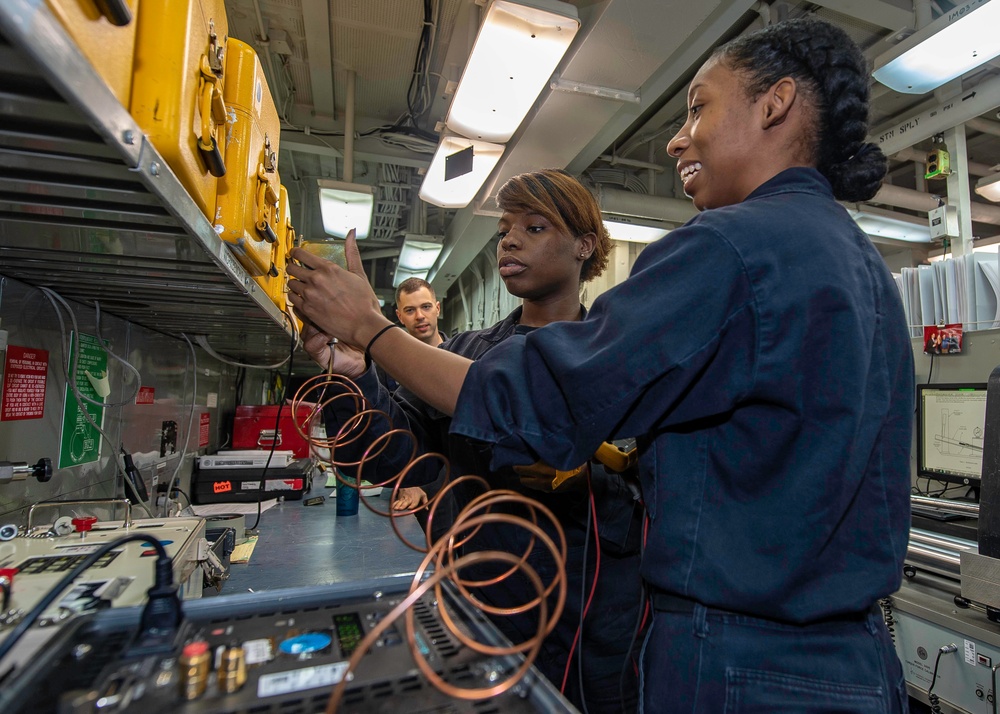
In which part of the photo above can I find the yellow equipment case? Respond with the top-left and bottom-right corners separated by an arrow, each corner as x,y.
264,185 -> 296,312
45,0 -> 138,107
130,0 -> 229,219
215,37 -> 281,278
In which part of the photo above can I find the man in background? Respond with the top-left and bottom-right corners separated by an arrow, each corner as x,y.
395,278 -> 445,347
376,278 -> 446,393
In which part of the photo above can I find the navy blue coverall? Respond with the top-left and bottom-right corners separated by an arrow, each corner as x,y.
449,168 -> 915,713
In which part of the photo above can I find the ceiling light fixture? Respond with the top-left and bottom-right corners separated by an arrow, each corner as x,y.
975,170 -> 1000,202
872,0 -> 1000,94
418,136 -> 504,208
317,180 -> 375,239
445,0 -> 580,143
603,215 -> 671,244
393,234 -> 445,286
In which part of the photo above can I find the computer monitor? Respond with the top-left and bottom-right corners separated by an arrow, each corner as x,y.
916,382 -> 989,487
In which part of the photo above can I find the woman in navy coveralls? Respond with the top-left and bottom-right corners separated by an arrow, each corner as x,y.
300,170 -> 645,713
289,18 -> 913,713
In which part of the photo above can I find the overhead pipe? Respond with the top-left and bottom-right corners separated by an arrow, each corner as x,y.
869,183 -> 1000,226
593,185 -> 699,225
251,0 -> 281,109
598,155 -> 666,173
647,142 -> 657,195
752,0 -> 770,26
892,147 -> 994,177
967,117 -> 1000,138
914,0 -> 933,30
357,248 -> 403,261
870,75 -> 1000,156
344,69 -> 356,182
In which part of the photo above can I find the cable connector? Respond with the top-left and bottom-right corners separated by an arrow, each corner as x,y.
940,643 -> 959,654
121,448 -> 149,502
128,556 -> 182,656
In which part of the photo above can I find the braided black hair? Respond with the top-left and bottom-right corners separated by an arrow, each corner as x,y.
714,17 -> 887,202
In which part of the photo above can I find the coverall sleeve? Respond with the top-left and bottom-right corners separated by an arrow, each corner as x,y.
451,223 -> 758,471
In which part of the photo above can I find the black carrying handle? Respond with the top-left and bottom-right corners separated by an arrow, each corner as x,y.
92,0 -> 132,26
199,136 -> 226,178
256,220 -> 278,244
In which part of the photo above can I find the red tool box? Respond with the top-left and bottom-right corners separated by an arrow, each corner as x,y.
231,405 -> 322,458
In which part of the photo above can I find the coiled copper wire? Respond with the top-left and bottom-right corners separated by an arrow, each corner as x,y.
289,371 -> 568,711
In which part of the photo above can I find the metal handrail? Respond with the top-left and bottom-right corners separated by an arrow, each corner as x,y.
27,498 -> 133,531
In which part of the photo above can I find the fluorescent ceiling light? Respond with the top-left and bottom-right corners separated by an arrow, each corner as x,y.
317,180 -> 375,239
872,0 -> 1000,94
418,136 -> 504,208
398,234 -> 444,271
849,209 -> 933,243
603,215 -> 670,244
393,234 -> 444,287
975,171 -> 1000,202
445,0 -> 580,143
393,267 -> 429,287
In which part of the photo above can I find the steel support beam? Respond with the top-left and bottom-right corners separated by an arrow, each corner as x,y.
302,0 -> 335,118
869,75 -> 1000,156
804,0 -> 913,31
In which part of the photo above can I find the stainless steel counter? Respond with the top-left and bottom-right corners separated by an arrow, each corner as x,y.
223,482 -> 428,594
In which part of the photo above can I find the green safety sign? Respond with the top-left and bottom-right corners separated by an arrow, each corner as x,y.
59,332 -> 108,469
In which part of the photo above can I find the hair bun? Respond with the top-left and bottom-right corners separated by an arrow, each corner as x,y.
827,142 -> 887,202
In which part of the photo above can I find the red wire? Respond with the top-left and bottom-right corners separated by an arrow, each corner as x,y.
638,512 -> 651,633
560,477 -> 601,694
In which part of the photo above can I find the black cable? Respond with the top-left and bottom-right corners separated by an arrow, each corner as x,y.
121,447 -> 149,502
927,643 -> 957,714
878,597 -> 895,644
0,575 -> 11,612
247,331 -> 297,532
171,488 -> 192,508
915,353 -> 934,417
406,0 -> 434,124
234,367 -> 246,410
0,534 -> 171,667
246,379 -> 284,532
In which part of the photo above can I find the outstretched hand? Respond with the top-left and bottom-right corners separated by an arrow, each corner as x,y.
392,486 -> 429,511
286,229 -> 387,349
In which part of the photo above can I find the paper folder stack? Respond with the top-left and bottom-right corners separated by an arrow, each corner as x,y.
895,251 -> 1000,334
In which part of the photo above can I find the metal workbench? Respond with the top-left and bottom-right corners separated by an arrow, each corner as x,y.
222,482 -> 429,594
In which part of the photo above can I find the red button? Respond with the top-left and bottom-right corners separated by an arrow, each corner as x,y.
71,516 -> 98,533
182,641 -> 210,657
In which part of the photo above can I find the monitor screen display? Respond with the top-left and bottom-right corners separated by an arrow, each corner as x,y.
916,383 -> 988,485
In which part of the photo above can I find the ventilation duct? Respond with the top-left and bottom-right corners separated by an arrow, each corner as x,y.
592,185 -> 698,226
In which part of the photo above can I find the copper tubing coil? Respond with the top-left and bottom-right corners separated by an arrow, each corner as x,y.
324,547 -> 550,714
293,372 -> 569,710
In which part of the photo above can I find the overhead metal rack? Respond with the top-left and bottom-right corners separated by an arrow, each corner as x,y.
0,0 -> 296,364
